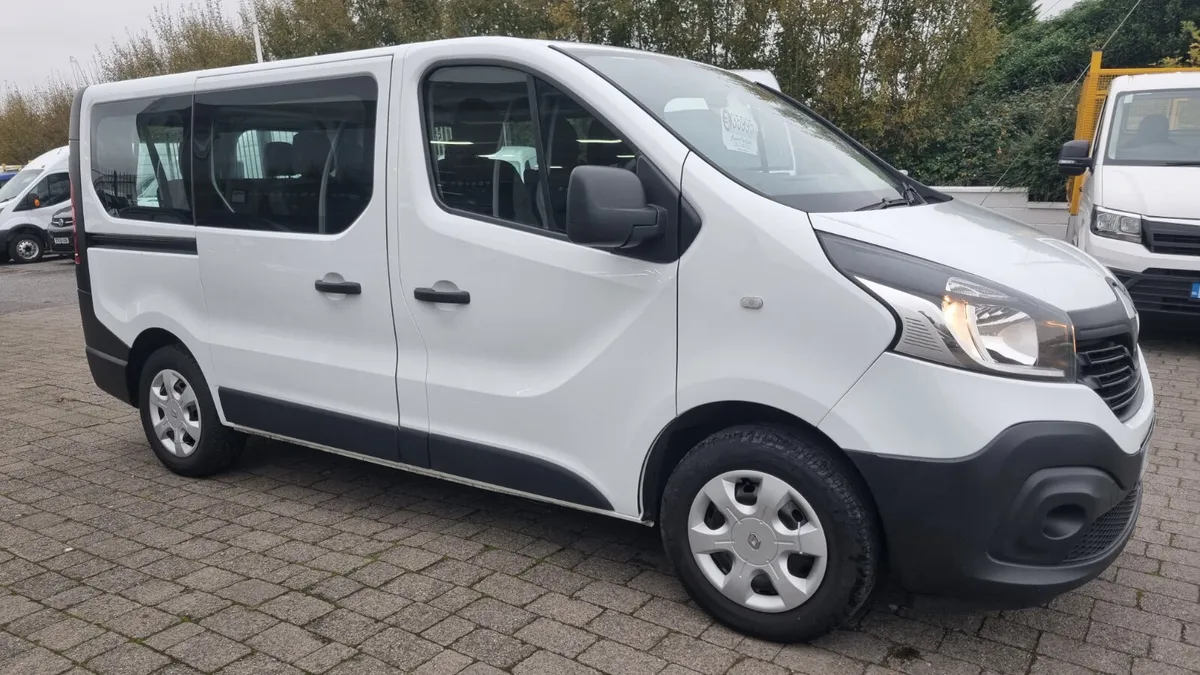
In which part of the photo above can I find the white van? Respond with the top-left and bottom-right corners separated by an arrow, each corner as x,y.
0,146 -> 70,263
1059,71 -> 1200,317
72,38 -> 1153,642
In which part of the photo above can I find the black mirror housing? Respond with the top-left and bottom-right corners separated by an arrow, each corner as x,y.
566,166 -> 663,249
1058,139 -> 1091,176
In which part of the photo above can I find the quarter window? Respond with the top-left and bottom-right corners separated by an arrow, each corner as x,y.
424,66 -> 636,232
192,76 -> 378,234
90,95 -> 192,224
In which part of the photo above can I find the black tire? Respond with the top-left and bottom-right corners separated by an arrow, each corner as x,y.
660,424 -> 880,643
7,232 -> 44,264
138,345 -> 244,477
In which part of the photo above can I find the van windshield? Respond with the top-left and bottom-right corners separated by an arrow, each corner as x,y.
1105,88 -> 1200,166
561,47 -> 907,213
0,169 -> 41,203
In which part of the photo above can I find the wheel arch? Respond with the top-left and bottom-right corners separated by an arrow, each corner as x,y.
126,327 -> 194,407
5,224 -> 48,249
639,401 -> 876,524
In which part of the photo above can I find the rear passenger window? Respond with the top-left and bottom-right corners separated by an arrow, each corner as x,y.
192,76 -> 377,235
90,95 -> 192,224
424,66 -> 635,233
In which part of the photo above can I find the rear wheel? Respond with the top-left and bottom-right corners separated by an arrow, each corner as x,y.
8,232 -> 44,264
660,425 -> 880,642
138,345 -> 244,477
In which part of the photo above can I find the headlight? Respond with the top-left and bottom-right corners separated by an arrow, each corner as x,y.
819,233 -> 1076,381
1092,206 -> 1142,244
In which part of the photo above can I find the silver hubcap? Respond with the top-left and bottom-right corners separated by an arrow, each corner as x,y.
15,239 -> 38,260
149,369 -> 202,457
688,470 -> 828,613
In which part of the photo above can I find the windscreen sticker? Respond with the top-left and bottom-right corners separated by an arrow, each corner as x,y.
720,97 -> 759,156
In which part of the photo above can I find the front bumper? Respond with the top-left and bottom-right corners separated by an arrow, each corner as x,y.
47,227 -> 74,254
847,421 -> 1149,604
1111,267 -> 1200,317
819,350 -> 1154,605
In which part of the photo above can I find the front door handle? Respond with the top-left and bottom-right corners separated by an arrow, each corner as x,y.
315,279 -> 362,295
414,287 -> 470,305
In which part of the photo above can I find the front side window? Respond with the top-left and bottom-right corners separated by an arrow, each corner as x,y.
1105,88 -> 1200,166
193,76 -> 377,234
563,47 -> 907,213
91,95 -> 192,224
24,172 -> 71,209
0,169 -> 41,203
424,65 -> 636,232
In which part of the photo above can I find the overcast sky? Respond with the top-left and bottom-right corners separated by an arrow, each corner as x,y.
2,0 -> 1084,93
0,0 -> 238,91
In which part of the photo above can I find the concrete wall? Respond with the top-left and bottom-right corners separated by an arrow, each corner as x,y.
934,186 -> 1070,240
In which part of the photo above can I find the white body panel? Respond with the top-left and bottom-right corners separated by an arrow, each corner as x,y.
820,352 -> 1155,460
676,157 -> 895,425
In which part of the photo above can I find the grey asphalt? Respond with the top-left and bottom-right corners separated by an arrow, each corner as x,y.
0,255 -> 77,315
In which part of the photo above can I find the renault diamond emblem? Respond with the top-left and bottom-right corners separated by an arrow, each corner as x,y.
747,533 -> 761,550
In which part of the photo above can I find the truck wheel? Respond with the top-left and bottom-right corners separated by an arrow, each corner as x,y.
8,233 -> 44,264
660,425 -> 880,642
138,345 -> 245,477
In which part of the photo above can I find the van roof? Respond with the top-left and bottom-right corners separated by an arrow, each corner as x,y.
1109,70 -> 1200,95
79,37 -> 684,101
23,146 -> 69,171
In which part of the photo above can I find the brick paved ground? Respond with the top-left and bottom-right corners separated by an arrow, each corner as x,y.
1,303 -> 1198,674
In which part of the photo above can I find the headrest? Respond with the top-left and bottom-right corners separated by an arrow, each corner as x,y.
264,142 -> 294,178
293,131 -> 332,178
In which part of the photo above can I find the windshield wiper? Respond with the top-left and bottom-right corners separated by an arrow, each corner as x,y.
856,182 -> 925,211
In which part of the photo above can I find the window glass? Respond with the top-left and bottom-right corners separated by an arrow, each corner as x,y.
424,66 -> 637,232
0,169 -> 39,203
193,76 -> 377,234
26,173 -> 71,209
90,95 -> 192,223
1105,89 -> 1200,166
563,47 -> 907,213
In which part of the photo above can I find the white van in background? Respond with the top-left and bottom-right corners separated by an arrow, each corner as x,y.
1059,71 -> 1200,318
0,146 -> 70,263
73,37 -> 1152,642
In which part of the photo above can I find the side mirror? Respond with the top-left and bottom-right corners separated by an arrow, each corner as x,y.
1058,140 -> 1091,176
565,166 -> 663,249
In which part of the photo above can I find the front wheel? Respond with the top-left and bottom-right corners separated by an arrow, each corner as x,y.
138,345 -> 245,477
660,425 -> 880,642
8,233 -> 44,264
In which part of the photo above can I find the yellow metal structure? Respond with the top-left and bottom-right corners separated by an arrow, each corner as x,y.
1068,51 -> 1200,215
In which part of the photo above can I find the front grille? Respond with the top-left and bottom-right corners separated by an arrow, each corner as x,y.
1144,219 -> 1200,256
1076,336 -> 1142,420
1114,268 -> 1200,316
1063,486 -> 1140,563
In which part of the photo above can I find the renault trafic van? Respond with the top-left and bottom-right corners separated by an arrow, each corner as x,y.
1059,71 -> 1200,317
0,146 -> 70,263
72,38 -> 1154,642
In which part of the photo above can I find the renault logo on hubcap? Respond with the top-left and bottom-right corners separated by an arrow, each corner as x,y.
747,533 -> 761,550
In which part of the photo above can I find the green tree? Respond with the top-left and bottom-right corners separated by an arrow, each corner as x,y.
992,0 -> 1038,33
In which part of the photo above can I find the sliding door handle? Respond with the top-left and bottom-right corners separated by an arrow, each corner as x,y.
414,287 -> 470,305
315,279 -> 362,295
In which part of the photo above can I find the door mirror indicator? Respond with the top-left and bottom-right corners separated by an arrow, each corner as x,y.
1058,140 -> 1091,176
565,166 -> 663,249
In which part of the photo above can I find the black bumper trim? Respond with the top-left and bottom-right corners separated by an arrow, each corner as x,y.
847,421 -> 1147,605
86,347 -> 133,406
1111,267 -> 1200,317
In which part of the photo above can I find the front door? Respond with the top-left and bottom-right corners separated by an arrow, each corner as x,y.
396,53 -> 682,516
194,57 -> 420,463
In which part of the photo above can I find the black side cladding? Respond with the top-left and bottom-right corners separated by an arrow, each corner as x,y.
71,86 -> 136,406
